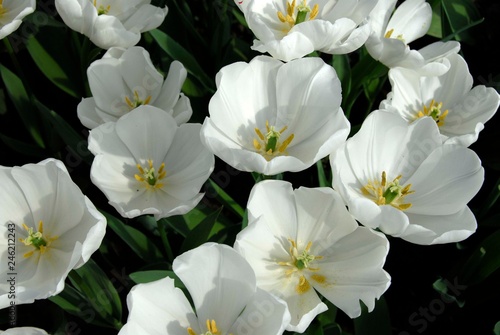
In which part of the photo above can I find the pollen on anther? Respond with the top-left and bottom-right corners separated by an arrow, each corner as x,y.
296,275 -> 311,294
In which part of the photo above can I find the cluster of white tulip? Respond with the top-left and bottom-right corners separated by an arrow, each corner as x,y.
1,0 -> 499,334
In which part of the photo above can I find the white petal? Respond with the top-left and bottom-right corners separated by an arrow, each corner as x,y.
115,106 -> 177,164
173,243 -> 256,333
246,180 -> 298,239
406,144 -> 484,215
313,228 -> 390,318
92,14 -> 140,49
0,327 -> 49,335
171,94 -> 193,125
77,97 -> 105,129
294,187 -> 358,254
121,4 -> 168,32
208,56 -> 282,145
154,61 -> 188,113
55,0 -> 96,35
162,123 -> 214,200
386,0 -> 431,43
229,288 -> 291,335
87,58 -> 130,115
118,46 -> 163,102
119,277 -> 198,335
403,207 -> 477,244
442,85 -> 500,145
430,54 -> 473,106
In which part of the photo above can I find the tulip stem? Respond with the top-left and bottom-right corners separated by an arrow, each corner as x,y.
157,219 -> 174,262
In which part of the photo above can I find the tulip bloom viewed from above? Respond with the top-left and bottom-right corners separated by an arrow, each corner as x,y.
200,55 -> 350,176
331,110 -> 484,245
119,243 -> 290,335
365,0 -> 432,68
0,159 -> 106,308
88,106 -> 214,220
234,180 -> 391,332
234,0 -> 377,61
78,46 -> 192,129
381,53 -> 500,146
54,0 -> 168,49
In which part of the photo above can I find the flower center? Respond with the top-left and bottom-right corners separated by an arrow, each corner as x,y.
277,0 -> 319,33
278,239 -> 324,294
134,159 -> 166,190
93,0 -> 110,15
384,28 -> 405,43
124,90 -> 152,110
187,320 -> 231,335
19,221 -> 58,258
361,171 -> 414,210
415,99 -> 449,127
253,120 -> 294,160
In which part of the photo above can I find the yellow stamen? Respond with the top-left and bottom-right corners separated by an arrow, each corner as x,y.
0,0 -> 7,17
134,160 -> 167,190
253,120 -> 294,159
277,0 -> 320,33
311,274 -> 326,284
187,319 -> 222,335
414,99 -> 449,127
296,275 -> 311,294
19,221 -> 58,258
384,28 -> 394,38
361,171 -> 414,210
124,90 -> 152,110
309,4 -> 319,20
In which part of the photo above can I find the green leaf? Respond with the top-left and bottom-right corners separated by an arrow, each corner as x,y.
208,179 -> 245,218
0,64 -> 45,148
129,270 -> 171,284
440,0 -> 483,43
428,1 -> 443,38
129,270 -> 186,289
332,54 -> 352,98
180,207 -> 223,253
353,297 -> 391,335
102,210 -> 164,263
459,229 -> 500,285
36,99 -> 93,165
49,284 -> 88,316
67,260 -> 123,329
25,34 -> 81,98
0,133 -> 47,158
316,159 -> 330,187
149,29 -> 215,93
432,277 -> 466,307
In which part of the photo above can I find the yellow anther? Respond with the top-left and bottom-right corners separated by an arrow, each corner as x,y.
19,221 -> 58,258
187,328 -> 197,335
277,11 -> 287,23
361,171 -> 414,210
253,120 -> 294,159
287,0 -> 296,16
124,90 -> 152,110
310,4 -> 319,20
135,159 -> 166,190
384,28 -> 394,38
311,274 -> 326,284
415,99 -> 449,127
278,0 -> 320,32
296,275 -> 311,294
0,0 -> 7,17
254,128 -> 265,141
